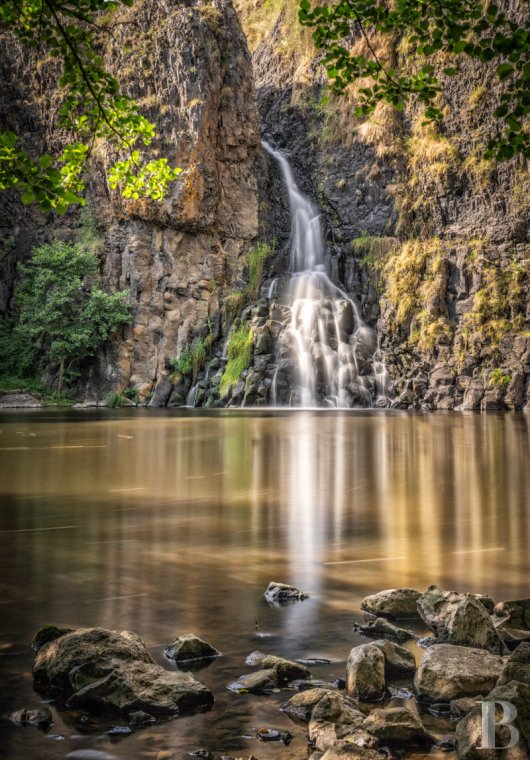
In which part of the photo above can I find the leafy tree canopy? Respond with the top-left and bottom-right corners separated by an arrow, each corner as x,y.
12,241 -> 131,390
299,0 -> 530,160
0,0 -> 181,213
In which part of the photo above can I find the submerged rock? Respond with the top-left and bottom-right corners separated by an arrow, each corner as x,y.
360,589 -> 421,619
67,658 -> 213,716
455,681 -> 530,759
417,586 -> 502,653
33,627 -> 154,696
164,633 -> 220,664
9,706 -> 53,729
346,643 -> 385,702
414,644 -> 504,703
362,706 -> 435,746
353,617 -> 415,643
370,639 -> 416,677
264,581 -> 309,604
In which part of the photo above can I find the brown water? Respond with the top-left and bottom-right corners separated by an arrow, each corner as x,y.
0,409 -> 528,760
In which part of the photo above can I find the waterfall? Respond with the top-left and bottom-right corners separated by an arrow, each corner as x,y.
263,141 -> 391,408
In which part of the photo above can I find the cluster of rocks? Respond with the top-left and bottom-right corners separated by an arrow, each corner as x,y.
7,583 -> 529,760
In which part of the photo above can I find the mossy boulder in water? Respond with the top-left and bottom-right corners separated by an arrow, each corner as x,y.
360,588 -> 422,619
264,581 -> 309,604
164,633 -> 220,664
346,643 -> 385,702
31,624 -> 74,652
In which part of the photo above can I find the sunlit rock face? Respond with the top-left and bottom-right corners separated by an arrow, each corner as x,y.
0,0 -> 261,402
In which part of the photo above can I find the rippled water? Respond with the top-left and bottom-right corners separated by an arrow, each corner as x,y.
0,409 -> 528,760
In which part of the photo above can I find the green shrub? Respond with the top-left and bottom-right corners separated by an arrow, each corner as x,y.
488,368 -> 511,390
106,391 -> 125,408
220,323 -> 253,397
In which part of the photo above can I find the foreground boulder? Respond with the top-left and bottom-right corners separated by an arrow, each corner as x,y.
346,644 -> 385,702
67,658 -> 213,717
264,582 -> 309,604
417,586 -> 501,653
164,633 -> 219,664
361,588 -> 421,619
308,692 -> 365,751
493,599 -> 530,647
370,639 -> 416,677
33,627 -> 154,696
497,642 -> 530,685
362,706 -> 435,746
353,617 -> 415,643
455,681 -> 530,759
414,644 -> 504,703
281,688 -> 337,722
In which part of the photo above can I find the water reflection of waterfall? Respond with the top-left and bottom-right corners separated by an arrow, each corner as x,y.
263,141 -> 392,408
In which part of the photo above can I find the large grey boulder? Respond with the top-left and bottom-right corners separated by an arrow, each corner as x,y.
417,586 -> 502,653
346,644 -> 385,702
362,706 -> 435,746
370,639 -> 416,677
67,658 -> 213,717
455,681 -> 530,759
361,588 -> 421,619
308,692 -> 365,752
493,599 -> 530,647
164,633 -> 219,663
497,642 -> 530,686
33,627 -> 154,696
414,644 -> 504,703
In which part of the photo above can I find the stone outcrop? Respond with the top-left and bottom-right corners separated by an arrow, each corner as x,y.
346,644 -> 385,702
362,706 -> 434,746
308,692 -> 366,752
0,392 -> 41,408
414,644 -> 504,703
370,639 -> 416,677
493,599 -> 530,647
417,586 -> 502,653
281,688 -> 338,722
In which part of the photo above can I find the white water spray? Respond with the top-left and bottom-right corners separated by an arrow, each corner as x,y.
263,141 -> 390,408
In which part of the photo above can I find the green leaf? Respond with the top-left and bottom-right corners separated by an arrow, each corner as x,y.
38,155 -> 53,170
497,63 -> 514,80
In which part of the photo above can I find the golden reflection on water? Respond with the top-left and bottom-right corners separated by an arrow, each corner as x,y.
0,410 -> 529,760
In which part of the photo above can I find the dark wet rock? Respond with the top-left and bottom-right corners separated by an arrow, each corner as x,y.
31,625 -> 75,653
256,727 -> 291,743
290,678 -> 342,691
417,586 -> 502,653
33,627 -> 154,697
67,658 -> 213,717
437,736 -> 456,752
309,692 -> 366,752
493,598 -> 530,647
497,641 -> 530,685
128,710 -> 154,727
387,686 -> 414,700
190,750 -> 214,759
360,589 -> 421,619
414,644 -> 504,703
227,668 -> 277,693
298,657 -> 333,665
427,702 -> 453,717
370,639 -> 416,677
418,636 -> 437,649
346,643 -> 385,702
9,706 -> 53,729
362,706 -> 435,745
455,681 -> 530,759
260,654 -> 310,682
264,581 -> 309,604
353,617 -> 415,643
450,698 -> 478,719
107,725 -> 132,736
0,392 -> 41,408
281,688 -> 337,722
164,633 -> 220,664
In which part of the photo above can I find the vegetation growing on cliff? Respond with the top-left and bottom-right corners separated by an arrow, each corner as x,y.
220,323 -> 254,397
1,242 -> 131,392
0,0 -> 180,213
299,0 -> 530,160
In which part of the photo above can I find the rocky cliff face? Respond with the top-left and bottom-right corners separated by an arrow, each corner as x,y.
0,0 -> 261,403
233,0 -> 530,411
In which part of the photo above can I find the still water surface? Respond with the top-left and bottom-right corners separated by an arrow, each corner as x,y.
0,409 -> 529,760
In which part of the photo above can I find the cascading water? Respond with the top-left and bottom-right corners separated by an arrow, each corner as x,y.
263,141 -> 391,408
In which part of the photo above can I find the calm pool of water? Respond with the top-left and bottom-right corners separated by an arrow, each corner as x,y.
0,409 -> 528,759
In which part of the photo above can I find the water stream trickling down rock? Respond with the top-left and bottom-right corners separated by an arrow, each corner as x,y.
263,142 -> 392,408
